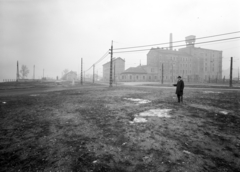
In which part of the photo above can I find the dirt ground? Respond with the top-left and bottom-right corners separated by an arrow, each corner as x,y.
0,85 -> 240,172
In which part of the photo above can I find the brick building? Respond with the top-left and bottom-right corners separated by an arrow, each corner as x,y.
119,35 -> 222,83
102,57 -> 125,82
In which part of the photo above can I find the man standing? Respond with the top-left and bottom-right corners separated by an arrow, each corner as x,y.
173,76 -> 184,103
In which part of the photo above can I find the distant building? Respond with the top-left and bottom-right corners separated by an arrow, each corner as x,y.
102,57 -> 125,82
62,71 -> 77,81
119,34 -> 222,82
120,65 -> 159,82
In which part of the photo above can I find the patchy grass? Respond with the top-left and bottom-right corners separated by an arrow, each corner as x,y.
0,86 -> 240,172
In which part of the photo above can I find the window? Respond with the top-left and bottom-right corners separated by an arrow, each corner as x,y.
155,76 -> 157,79
122,75 -> 124,79
149,76 -> 151,79
143,76 -> 145,79
136,75 -> 138,79
130,75 -> 132,79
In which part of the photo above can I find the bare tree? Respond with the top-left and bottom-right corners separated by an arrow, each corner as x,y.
20,65 -> 29,79
63,69 -> 69,75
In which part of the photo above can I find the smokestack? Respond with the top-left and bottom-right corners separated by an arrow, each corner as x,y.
170,33 -> 172,50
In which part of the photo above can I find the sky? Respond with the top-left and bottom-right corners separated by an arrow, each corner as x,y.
0,0 -> 240,81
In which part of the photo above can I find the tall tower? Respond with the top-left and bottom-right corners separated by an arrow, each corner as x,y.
170,33 -> 173,50
185,35 -> 196,47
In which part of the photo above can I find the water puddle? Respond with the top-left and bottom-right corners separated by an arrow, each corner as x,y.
189,104 -> 231,115
219,111 -> 229,115
139,109 -> 172,118
203,91 -> 221,94
30,94 -> 40,97
130,109 -> 172,124
124,98 -> 151,104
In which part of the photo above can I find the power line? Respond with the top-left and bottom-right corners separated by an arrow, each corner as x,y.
113,31 -> 240,50
84,50 -> 109,73
113,36 -> 240,54
94,51 -> 109,65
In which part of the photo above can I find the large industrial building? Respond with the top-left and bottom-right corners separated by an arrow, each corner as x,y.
119,34 -> 222,82
102,57 -> 125,82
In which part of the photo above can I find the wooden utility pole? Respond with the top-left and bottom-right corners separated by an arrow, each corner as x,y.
230,57 -> 233,87
81,58 -> 83,85
93,64 -> 95,83
109,41 -> 113,87
114,60 -> 116,84
162,63 -> 164,84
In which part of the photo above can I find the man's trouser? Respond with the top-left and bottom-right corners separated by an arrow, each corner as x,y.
177,94 -> 183,103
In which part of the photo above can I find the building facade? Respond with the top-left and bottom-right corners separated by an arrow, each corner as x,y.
119,35 -> 222,83
102,57 -> 125,82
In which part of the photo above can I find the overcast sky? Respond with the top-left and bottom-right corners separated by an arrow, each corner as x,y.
0,0 -> 240,81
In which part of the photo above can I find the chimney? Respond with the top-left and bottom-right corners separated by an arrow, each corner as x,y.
170,33 -> 173,50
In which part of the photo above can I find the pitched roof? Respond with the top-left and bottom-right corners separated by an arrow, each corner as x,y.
121,66 -> 147,74
103,57 -> 125,66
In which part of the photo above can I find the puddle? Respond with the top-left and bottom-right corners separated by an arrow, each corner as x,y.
123,98 -> 151,104
30,94 -> 40,97
203,91 -> 221,94
219,111 -> 229,115
189,104 -> 231,115
132,117 -> 148,123
130,109 -> 172,124
139,109 -> 172,118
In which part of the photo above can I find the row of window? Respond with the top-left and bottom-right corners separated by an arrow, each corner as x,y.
121,75 -> 192,80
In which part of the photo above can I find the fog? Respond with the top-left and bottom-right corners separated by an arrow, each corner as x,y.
0,0 -> 240,81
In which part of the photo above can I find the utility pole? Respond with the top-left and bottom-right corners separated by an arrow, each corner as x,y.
109,41 -> 113,87
93,64 -> 95,83
43,69 -> 44,79
230,57 -> 233,87
81,58 -> 83,85
162,63 -> 164,84
16,61 -> 19,82
114,60 -> 116,84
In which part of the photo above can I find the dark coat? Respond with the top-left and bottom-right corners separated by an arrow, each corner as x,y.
173,80 -> 184,95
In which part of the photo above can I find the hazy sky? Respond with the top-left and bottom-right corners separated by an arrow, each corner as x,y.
0,0 -> 240,81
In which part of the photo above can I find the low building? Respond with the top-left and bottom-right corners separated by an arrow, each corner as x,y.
119,65 -> 159,82
62,71 -> 77,81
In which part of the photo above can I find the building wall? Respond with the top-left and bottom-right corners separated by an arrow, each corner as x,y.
119,73 -> 160,82
179,47 -> 222,81
103,58 -> 125,82
147,48 -> 194,82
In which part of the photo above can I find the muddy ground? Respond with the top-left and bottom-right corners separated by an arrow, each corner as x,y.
0,85 -> 240,172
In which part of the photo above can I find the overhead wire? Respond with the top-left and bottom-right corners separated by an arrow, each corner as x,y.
113,36 -> 240,54
84,50 -> 109,73
113,31 -> 240,50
